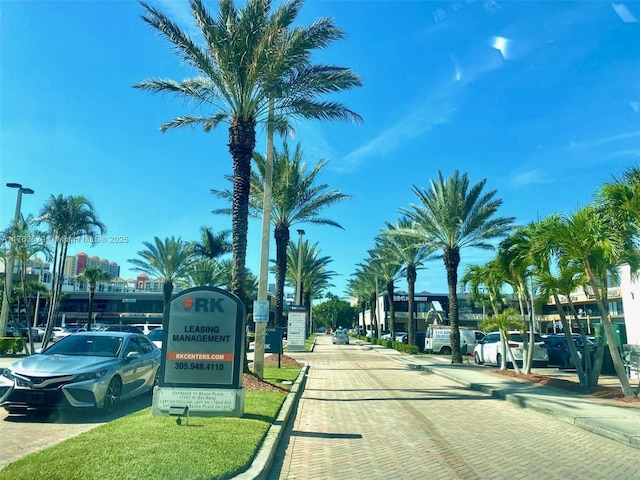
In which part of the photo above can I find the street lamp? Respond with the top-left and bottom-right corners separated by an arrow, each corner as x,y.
295,229 -> 305,306
1,183 -> 35,336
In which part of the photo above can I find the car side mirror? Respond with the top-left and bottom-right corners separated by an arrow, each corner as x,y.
126,351 -> 141,361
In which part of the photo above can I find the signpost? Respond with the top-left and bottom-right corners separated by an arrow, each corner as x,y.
287,307 -> 306,351
265,326 -> 283,368
152,286 -> 246,418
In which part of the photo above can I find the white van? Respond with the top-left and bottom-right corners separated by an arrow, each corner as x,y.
425,326 -> 484,355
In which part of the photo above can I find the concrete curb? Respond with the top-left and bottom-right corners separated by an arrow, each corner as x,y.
234,363 -> 309,480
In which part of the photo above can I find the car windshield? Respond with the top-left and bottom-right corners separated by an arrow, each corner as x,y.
44,335 -> 123,357
509,333 -> 544,342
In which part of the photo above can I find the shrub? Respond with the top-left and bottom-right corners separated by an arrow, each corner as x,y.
0,337 -> 24,355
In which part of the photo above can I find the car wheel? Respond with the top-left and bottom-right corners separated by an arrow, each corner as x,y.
440,346 -> 452,355
153,368 -> 160,388
104,377 -> 122,412
474,353 -> 483,365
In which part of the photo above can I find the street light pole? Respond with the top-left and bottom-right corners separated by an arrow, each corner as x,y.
295,230 -> 305,306
1,183 -> 35,336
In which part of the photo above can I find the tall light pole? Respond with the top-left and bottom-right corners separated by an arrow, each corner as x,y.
295,229 -> 305,306
1,183 -> 35,336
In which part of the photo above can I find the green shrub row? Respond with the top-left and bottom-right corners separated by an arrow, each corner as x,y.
351,334 -> 419,355
0,337 -> 24,355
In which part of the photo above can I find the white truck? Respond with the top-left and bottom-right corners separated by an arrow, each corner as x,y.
425,326 -> 484,355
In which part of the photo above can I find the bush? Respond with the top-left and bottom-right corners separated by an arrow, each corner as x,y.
350,334 -> 419,355
0,337 -> 24,355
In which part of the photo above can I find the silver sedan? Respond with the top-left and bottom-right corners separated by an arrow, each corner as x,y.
0,332 -> 160,414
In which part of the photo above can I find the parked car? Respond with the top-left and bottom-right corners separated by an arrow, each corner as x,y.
101,324 -> 145,335
473,331 -> 549,368
0,332 -> 160,414
425,326 -> 485,355
50,325 -> 87,343
395,332 -> 408,343
544,334 -> 596,368
332,331 -> 349,345
146,326 -> 163,349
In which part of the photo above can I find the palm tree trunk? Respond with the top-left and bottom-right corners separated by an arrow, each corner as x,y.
386,280 -> 395,338
228,117 -> 257,309
87,282 -> 96,331
444,247 -> 462,363
584,264 -> 635,397
274,223 -> 289,327
407,266 -> 416,346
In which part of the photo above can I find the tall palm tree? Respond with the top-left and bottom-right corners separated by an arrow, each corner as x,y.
401,170 -> 514,363
37,194 -> 106,348
78,265 -> 112,331
252,142 -> 350,326
381,218 -> 435,346
350,262 -> 383,338
1,214 -> 49,353
368,238 -> 403,338
345,276 -> 370,334
135,0 -> 361,307
128,237 -> 196,326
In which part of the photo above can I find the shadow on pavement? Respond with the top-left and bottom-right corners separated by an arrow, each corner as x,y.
2,392 -> 153,424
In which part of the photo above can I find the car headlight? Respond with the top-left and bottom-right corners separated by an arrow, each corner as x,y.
1,368 -> 15,381
72,370 -> 109,383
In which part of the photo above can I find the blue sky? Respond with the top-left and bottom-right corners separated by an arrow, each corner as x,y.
1,0 -> 639,298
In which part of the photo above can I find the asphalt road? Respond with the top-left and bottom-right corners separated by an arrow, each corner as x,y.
267,335 -> 639,480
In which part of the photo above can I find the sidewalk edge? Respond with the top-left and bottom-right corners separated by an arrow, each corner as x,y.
421,363 -> 640,450
233,363 -> 309,479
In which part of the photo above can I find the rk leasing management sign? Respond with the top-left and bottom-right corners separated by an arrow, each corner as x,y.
152,286 -> 246,417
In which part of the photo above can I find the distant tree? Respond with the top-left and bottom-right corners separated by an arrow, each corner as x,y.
381,218 -> 435,346
313,298 -> 358,331
128,237 -> 196,326
191,227 -> 231,260
249,142 -> 350,326
79,265 -> 112,331
37,194 -> 106,348
367,238 -> 402,337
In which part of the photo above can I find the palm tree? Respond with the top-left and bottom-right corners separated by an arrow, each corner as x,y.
401,170 -> 514,364
37,194 -> 106,348
479,308 -> 525,371
536,206 -> 640,397
191,227 -> 231,260
78,265 -> 112,331
345,276 -> 370,334
350,262 -> 383,338
381,218 -> 435,346
128,237 -> 196,326
497,226 -> 538,373
250,142 -> 350,326
286,239 -> 336,334
135,0 -> 361,307
189,258 -> 227,288
368,238 -> 403,338
1,214 -> 49,353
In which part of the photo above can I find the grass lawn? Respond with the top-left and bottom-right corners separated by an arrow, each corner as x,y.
0,384 -> 296,480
